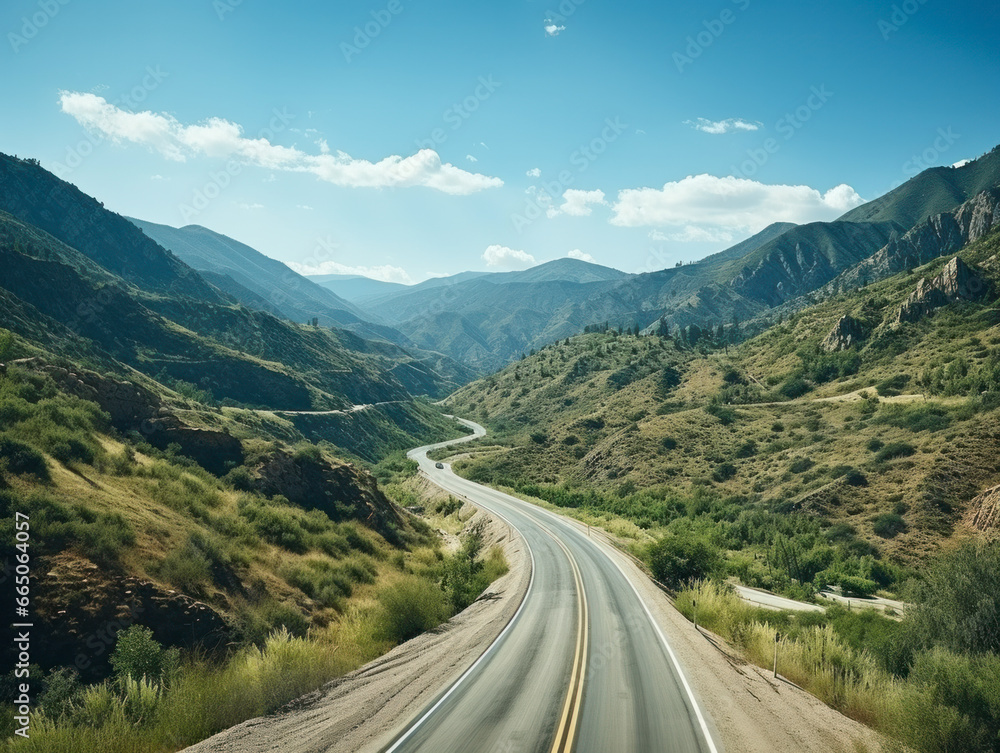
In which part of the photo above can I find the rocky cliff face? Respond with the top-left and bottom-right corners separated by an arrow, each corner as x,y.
249,450 -> 404,537
896,257 -> 988,323
967,484 -> 1000,532
821,315 -> 867,352
827,188 -> 1000,294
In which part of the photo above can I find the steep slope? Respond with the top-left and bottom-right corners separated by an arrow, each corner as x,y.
130,219 -> 388,331
0,153 -> 224,303
824,186 -> 1000,294
839,145 -> 1000,227
0,157 -> 471,413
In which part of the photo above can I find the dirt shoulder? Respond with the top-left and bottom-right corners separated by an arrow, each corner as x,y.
564,518 -> 885,753
183,501 -> 530,753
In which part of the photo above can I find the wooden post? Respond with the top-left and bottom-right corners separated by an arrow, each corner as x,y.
773,632 -> 780,678
693,600 -> 698,633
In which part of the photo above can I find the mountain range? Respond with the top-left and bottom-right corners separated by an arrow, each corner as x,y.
317,145 -> 1000,372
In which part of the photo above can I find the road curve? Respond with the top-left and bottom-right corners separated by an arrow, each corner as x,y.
389,418 -> 719,753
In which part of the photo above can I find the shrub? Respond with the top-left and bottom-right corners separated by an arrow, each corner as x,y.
779,377 -> 811,399
789,457 -> 814,474
110,625 -> 179,686
0,437 -> 49,480
646,536 -> 720,588
372,576 -> 450,644
660,437 -> 678,451
839,575 -> 877,597
872,513 -> 906,539
874,442 -> 916,463
158,541 -> 213,594
712,463 -> 737,482
906,541 -> 1000,655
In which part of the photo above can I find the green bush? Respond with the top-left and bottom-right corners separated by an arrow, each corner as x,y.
907,541 -> 1000,655
646,536 -> 720,588
0,436 -> 49,480
872,513 -> 906,539
372,576 -> 450,644
110,625 -> 179,686
839,575 -> 877,597
874,442 -> 916,463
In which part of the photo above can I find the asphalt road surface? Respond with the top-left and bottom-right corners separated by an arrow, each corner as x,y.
390,418 -> 719,753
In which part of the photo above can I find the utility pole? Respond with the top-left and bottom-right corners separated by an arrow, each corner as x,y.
773,632 -> 780,678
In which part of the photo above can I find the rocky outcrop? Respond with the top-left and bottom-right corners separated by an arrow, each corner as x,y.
250,450 -> 404,536
20,555 -> 232,682
821,315 -> 867,352
12,358 -> 243,474
12,358 -> 161,427
967,484 -> 1000,532
896,257 -> 988,324
827,188 -> 1000,294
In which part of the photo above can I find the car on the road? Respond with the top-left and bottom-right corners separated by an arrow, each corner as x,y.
435,462 -> 445,469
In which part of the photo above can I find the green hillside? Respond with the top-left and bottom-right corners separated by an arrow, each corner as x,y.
446,227 -> 1000,573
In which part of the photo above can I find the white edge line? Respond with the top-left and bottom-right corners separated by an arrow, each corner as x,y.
599,541 -> 720,753
448,464 -> 720,753
413,419 -> 717,750
383,464 -> 537,753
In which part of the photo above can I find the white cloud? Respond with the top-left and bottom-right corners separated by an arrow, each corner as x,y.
317,138 -> 330,155
288,260 -> 413,284
466,154 -> 478,163
483,244 -> 537,269
59,92 -> 503,195
544,23 -> 566,36
296,204 -> 314,211
548,189 -> 607,218
953,159 -> 971,168
150,174 -> 165,181
684,117 -> 762,135
526,167 -> 541,178
567,249 -> 596,263
610,175 -> 864,233
236,202 -> 265,211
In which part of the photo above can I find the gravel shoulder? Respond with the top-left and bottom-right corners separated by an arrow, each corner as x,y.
183,504 -> 530,753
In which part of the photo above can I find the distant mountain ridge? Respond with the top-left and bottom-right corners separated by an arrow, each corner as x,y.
0,153 -> 472,409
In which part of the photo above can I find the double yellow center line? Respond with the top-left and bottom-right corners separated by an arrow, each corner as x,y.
549,534 -> 589,753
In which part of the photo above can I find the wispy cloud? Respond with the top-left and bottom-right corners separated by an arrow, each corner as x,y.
684,117 -> 762,135
547,189 -> 607,218
611,175 -> 864,234
466,154 -> 478,163
526,167 -> 541,178
544,22 -> 566,36
483,244 -> 536,269
289,259 -> 413,284
59,92 -> 503,195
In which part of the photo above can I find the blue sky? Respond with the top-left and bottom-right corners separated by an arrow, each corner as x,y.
3,0 -> 998,282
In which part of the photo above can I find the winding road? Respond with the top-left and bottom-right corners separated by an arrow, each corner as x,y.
389,418 -> 719,753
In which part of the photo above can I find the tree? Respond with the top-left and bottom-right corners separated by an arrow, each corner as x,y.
646,536 -> 720,588
906,541 -> 1000,655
